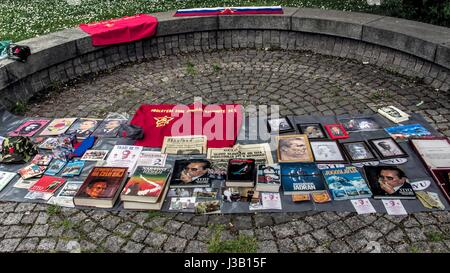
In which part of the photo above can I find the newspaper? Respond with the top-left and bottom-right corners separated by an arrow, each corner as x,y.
161,135 -> 207,155
207,143 -> 274,172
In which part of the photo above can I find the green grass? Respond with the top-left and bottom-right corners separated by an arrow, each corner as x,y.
53,219 -> 76,230
1,0 -> 449,43
186,62 -> 197,76
425,231 -> 449,242
212,63 -> 222,73
146,210 -> 162,219
207,224 -> 258,253
10,101 -> 28,115
46,204 -> 62,215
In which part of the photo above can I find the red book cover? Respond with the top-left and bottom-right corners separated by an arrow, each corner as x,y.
29,176 -> 65,193
75,167 -> 128,199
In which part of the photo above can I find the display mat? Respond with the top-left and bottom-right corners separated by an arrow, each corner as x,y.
0,110 -> 449,214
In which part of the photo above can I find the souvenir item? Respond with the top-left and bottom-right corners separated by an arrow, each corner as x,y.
280,163 -> 325,195
385,124 -> 432,140
310,140 -> 346,163
297,123 -> 327,139
277,134 -> 314,163
364,165 -> 416,199
378,106 -> 410,123
161,135 -> 207,155
339,117 -> 381,132
267,117 -> 294,133
369,137 -> 408,159
322,166 -> 372,201
39,118 -> 77,136
7,119 -> 50,137
170,159 -> 212,188
341,141 -> 377,162
324,124 -> 349,139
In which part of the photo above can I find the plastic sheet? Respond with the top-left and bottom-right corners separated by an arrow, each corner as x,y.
0,109 -> 449,214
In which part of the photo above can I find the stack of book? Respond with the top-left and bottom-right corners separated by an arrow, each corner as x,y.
120,166 -> 171,210
225,159 -> 256,188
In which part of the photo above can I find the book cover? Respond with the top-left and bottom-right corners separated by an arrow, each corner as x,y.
31,154 -> 53,166
29,175 -> 65,193
48,181 -> 83,208
227,159 -> 256,182
81,150 -> 109,161
169,196 -> 196,212
280,163 -> 325,194
378,106 -> 410,123
322,166 -> 372,201
261,192 -> 282,210
8,119 -> 50,137
44,159 -> 66,176
105,145 -> 142,171
92,119 -> 127,138
123,184 -> 170,211
17,164 -> 46,179
256,164 -> 281,192
13,178 -> 38,189
129,151 -> 167,174
385,124 -> 432,140
121,166 -> 171,203
364,165 -> 416,199
39,118 -> 77,136
66,118 -> 102,139
170,159 -> 212,188
61,161 -> 85,177
0,171 -> 16,192
38,137 -> 59,150
75,167 -> 128,199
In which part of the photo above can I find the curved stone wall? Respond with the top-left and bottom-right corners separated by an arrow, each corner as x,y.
0,7 -> 449,110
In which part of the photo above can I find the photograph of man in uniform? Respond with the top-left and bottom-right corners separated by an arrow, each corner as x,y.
94,119 -> 125,137
343,142 -> 376,161
277,135 -> 313,162
371,138 -> 406,158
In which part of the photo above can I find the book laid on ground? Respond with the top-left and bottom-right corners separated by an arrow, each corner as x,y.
256,164 -> 281,192
7,119 -> 50,137
47,181 -> 83,208
363,165 -> 416,199
123,184 -> 170,210
121,166 -> 171,203
322,166 -> 372,201
129,151 -> 168,174
378,106 -> 410,123
169,159 -> 212,188
74,167 -> 128,208
17,164 -> 46,179
29,175 -> 66,194
0,171 -> 16,192
225,159 -> 256,187
105,145 -> 142,173
280,163 -> 326,195
39,118 -> 77,136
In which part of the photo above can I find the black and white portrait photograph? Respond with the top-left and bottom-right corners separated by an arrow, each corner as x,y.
369,138 -> 407,159
342,141 -> 377,162
339,117 -> 381,132
267,117 -> 294,133
310,140 -> 346,162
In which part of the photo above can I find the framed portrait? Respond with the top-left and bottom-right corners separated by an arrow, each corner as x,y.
310,140 -> 346,163
267,117 -> 294,133
324,124 -> 349,140
369,137 -> 408,159
338,117 -> 381,132
297,123 -> 327,139
341,141 -> 377,162
277,134 -> 314,163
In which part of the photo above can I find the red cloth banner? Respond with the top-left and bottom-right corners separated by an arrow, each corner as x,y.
130,103 -> 243,148
79,14 -> 158,46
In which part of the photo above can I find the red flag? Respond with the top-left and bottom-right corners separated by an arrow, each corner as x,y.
79,14 -> 158,46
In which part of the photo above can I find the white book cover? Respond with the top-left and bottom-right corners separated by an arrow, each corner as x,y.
378,106 -> 409,123
351,198 -> 376,214
382,199 -> 408,215
105,145 -> 143,172
24,191 -> 53,201
14,178 -> 39,189
130,151 -> 167,174
47,181 -> 83,208
261,192 -> 282,210
0,171 -> 16,192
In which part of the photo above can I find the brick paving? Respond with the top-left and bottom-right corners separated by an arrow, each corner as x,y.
1,49 -> 449,253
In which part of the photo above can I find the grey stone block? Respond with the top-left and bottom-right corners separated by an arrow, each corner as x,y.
436,43 -> 450,70
219,7 -> 296,30
292,8 -> 383,40
154,11 -> 218,36
363,17 -> 450,62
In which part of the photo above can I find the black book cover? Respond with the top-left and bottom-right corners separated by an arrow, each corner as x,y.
227,159 -> 256,182
363,165 -> 416,199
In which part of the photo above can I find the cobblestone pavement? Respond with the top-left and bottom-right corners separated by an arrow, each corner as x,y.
1,49 -> 449,253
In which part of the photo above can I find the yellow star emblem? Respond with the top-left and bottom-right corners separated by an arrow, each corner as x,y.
154,116 -> 174,127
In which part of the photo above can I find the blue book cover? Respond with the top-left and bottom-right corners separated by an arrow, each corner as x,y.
322,166 -> 372,201
385,124 -> 431,140
44,159 -> 66,176
280,163 -> 325,194
61,160 -> 85,177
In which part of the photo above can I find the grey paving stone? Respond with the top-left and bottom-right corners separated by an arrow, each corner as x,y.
145,231 -> 168,249
174,213 -> 195,222
405,227 -> 428,242
320,212 -> 341,223
278,238 -> 298,253
163,235 -> 187,253
190,215 -> 209,226
37,238 -> 57,252
273,223 -> 296,239
327,221 -> 351,238
345,232 -> 369,251
254,214 -> 274,228
15,203 -> 36,212
257,240 -> 278,253
35,212 -> 49,225
89,210 -> 110,221
131,228 -> 149,243
80,240 -> 97,253
386,228 -> 407,243
114,222 -> 137,237
164,220 -> 183,235
329,239 -> 352,253
208,214 -> 232,226
178,224 -> 200,240
87,227 -> 110,242
255,226 -> 275,241
100,216 -> 121,231
0,238 -> 21,252
185,240 -> 208,253
0,202 -> 17,213
144,216 -> 167,229
5,225 -> 30,238
16,238 -> 39,252
293,234 -> 318,252
414,212 -> 438,226
429,242 -> 449,253
432,211 -> 450,223
81,220 -> 97,233
356,226 -> 383,241
132,212 -> 148,226
122,241 -> 145,253
27,224 -> 49,237
271,213 -> 292,225
68,211 -> 89,223
311,228 -> 334,244
0,226 -> 9,238
312,245 -> 331,253
47,226 -> 64,238
233,215 -> 253,230
102,235 -> 126,252
304,214 -> 328,229
344,216 -> 368,232
20,212 -> 39,224
372,217 -> 397,234
3,213 -> 23,225
239,229 -> 254,237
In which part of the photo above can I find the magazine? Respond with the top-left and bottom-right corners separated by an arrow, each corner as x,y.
0,171 -> 16,192
47,181 -> 83,207
121,166 -> 171,203
280,163 -> 325,195
105,145 -> 142,172
7,119 -> 50,137
39,118 -> 77,136
129,151 -> 167,174
322,166 -> 372,201
161,135 -> 207,155
364,166 -> 416,199
385,124 -> 432,140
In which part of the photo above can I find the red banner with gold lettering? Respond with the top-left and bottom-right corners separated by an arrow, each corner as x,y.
79,14 -> 158,46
